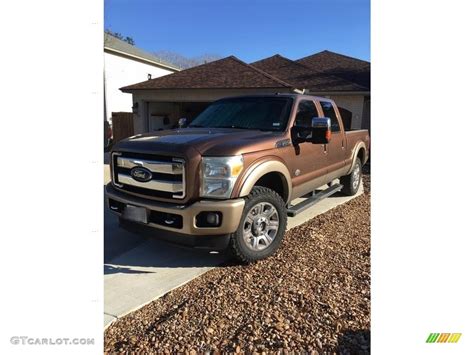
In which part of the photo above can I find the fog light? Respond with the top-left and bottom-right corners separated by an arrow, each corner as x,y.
196,211 -> 222,227
206,212 -> 219,225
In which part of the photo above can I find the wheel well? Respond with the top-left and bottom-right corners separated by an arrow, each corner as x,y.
254,172 -> 289,202
357,148 -> 365,164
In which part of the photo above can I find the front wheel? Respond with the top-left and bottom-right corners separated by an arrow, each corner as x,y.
340,158 -> 362,196
229,186 -> 287,263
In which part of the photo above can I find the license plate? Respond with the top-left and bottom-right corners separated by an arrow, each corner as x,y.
123,205 -> 148,224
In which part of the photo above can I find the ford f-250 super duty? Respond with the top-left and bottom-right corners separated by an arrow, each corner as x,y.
106,94 -> 369,262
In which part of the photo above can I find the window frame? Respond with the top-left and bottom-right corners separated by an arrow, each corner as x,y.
293,99 -> 320,127
318,100 -> 342,133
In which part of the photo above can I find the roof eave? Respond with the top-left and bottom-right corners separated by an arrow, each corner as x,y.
120,86 -> 295,93
104,47 -> 180,72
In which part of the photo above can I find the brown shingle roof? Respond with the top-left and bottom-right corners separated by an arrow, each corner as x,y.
251,54 -> 368,92
121,56 -> 293,91
296,50 -> 370,89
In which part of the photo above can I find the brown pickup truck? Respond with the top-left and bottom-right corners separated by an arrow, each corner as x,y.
106,94 -> 369,262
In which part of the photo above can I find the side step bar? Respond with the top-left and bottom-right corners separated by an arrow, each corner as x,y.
287,184 -> 343,217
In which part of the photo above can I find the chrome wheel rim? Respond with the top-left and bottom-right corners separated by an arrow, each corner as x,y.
242,202 -> 280,251
352,164 -> 361,190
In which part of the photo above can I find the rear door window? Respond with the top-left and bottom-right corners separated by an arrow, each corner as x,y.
320,101 -> 340,132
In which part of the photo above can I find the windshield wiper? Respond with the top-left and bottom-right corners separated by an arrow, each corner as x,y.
218,125 -> 281,132
215,125 -> 248,129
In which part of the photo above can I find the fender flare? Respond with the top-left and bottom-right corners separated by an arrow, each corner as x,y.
348,141 -> 367,173
237,159 -> 292,204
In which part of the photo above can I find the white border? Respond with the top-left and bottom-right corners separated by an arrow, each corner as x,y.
1,0 -> 473,353
0,0 -> 103,353
372,0 -> 474,353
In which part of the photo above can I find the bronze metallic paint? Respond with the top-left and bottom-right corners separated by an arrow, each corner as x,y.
107,94 -> 370,238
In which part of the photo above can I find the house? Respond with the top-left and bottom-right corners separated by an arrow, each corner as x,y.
104,33 -> 180,122
120,50 -> 370,134
296,50 -> 370,129
251,53 -> 369,129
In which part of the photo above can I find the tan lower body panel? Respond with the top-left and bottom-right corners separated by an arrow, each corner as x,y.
326,165 -> 352,183
291,164 -> 351,201
106,184 -> 245,235
291,175 -> 328,201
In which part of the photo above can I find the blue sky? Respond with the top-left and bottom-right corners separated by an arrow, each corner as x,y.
105,0 -> 370,62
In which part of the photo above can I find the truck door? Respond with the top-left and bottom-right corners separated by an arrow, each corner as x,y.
282,99 -> 328,198
319,100 -> 348,181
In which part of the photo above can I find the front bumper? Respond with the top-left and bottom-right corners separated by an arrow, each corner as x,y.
105,183 -> 245,237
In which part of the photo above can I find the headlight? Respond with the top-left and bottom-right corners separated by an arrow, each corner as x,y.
201,156 -> 244,198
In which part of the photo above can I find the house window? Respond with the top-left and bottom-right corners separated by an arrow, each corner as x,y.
320,101 -> 340,132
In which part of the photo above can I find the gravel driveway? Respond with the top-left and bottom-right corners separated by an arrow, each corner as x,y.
105,171 -> 371,354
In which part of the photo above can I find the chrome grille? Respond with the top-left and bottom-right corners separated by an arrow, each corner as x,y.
116,157 -> 183,175
112,152 -> 186,199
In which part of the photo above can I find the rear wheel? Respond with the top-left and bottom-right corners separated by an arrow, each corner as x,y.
229,186 -> 287,263
341,158 -> 362,196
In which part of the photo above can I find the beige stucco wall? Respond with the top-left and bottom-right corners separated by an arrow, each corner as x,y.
317,94 -> 365,129
129,88 -> 294,103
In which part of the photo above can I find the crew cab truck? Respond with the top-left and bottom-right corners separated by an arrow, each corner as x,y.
106,94 -> 369,262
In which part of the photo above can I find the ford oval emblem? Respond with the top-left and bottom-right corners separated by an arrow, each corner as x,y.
130,167 -> 153,182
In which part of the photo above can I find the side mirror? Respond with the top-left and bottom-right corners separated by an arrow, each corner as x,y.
292,117 -> 332,144
311,117 -> 332,144
178,117 -> 187,128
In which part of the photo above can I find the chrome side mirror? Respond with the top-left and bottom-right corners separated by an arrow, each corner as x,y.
311,117 -> 330,129
311,117 -> 332,144
178,117 -> 187,128
292,117 -> 332,144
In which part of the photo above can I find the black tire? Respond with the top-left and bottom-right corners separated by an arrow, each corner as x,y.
229,186 -> 287,263
341,158 -> 362,196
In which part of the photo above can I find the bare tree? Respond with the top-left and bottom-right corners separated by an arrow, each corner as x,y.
105,29 -> 135,45
153,50 -> 222,69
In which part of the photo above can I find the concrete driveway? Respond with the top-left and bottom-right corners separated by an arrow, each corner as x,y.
104,161 -> 363,327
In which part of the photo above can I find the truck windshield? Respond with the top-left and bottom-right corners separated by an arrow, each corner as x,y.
189,97 -> 293,132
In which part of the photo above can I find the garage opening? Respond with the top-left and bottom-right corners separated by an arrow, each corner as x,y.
147,102 -> 211,132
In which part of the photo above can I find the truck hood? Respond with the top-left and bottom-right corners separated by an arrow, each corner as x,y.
114,128 -> 284,156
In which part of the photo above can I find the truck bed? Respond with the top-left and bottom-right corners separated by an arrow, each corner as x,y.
345,129 -> 370,159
